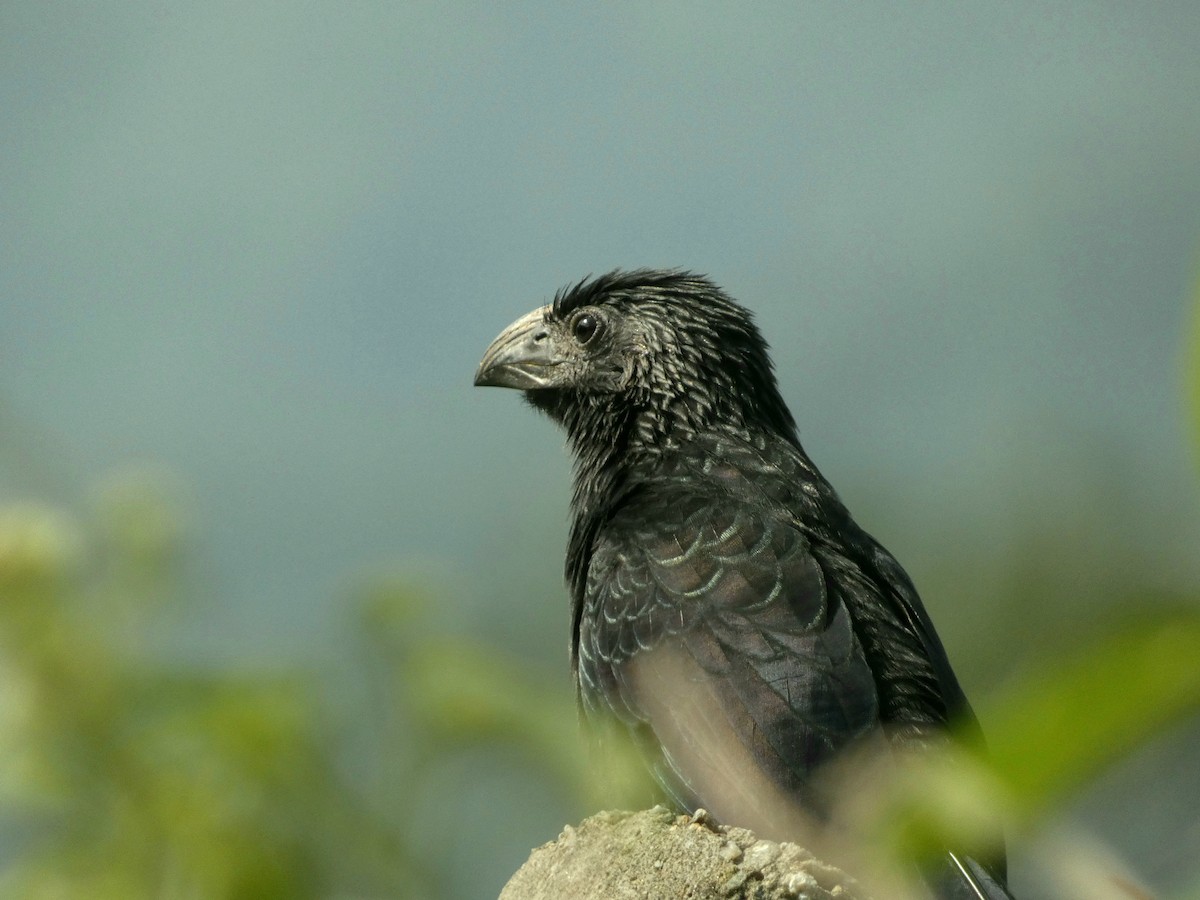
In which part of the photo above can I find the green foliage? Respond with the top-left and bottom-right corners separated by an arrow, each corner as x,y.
980,609 -> 1200,819
361,584 -> 656,814
0,491 -> 416,900
846,609 -> 1200,889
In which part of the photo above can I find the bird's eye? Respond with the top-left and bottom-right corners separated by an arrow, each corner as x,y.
571,312 -> 600,344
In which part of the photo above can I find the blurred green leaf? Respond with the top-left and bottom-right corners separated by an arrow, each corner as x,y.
977,609 -> 1200,820
361,582 -> 657,813
0,490 -> 425,900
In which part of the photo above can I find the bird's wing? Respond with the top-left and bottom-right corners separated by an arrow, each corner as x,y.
689,429 -> 965,736
577,493 -> 880,835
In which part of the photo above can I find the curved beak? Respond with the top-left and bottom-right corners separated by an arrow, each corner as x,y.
474,305 -> 560,390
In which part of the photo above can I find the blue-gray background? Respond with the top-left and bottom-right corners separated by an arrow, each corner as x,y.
4,4 -> 1200,897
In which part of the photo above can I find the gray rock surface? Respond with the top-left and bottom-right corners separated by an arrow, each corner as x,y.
500,807 -> 869,900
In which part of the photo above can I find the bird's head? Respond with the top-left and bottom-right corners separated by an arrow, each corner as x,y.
475,269 -> 797,449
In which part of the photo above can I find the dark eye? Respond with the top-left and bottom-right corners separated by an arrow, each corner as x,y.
571,312 -> 600,344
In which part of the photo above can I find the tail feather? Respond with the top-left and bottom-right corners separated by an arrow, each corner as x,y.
930,852 -> 1015,899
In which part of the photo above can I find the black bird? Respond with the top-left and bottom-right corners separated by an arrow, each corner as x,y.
475,270 -> 1014,899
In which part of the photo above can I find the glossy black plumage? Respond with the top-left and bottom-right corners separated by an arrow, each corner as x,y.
475,270 -> 1014,899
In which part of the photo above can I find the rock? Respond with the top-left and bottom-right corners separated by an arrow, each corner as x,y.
499,807 -> 869,900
